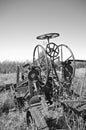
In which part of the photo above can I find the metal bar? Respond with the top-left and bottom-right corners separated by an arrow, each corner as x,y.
17,78 -> 28,88
70,59 -> 86,62
16,65 -> 20,84
60,99 -> 86,103
61,45 -> 63,62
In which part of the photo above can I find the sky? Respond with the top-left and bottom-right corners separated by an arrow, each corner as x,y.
0,0 -> 86,62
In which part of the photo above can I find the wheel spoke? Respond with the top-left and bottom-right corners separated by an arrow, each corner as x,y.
38,46 -> 40,64
61,45 -> 63,62
64,55 -> 72,62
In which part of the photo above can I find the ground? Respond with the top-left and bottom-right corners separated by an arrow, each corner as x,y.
0,68 -> 86,130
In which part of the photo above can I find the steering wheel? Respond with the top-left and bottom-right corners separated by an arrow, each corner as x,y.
36,33 -> 60,40
46,42 -> 59,60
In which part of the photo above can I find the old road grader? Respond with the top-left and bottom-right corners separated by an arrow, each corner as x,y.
11,33 -> 86,130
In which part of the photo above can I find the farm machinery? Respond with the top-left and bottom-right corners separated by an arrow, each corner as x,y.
10,33 -> 86,130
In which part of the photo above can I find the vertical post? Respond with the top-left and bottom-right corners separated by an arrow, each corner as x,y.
47,37 -> 49,44
16,65 -> 20,85
61,45 -> 64,80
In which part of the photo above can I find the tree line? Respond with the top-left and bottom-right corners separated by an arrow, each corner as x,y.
0,61 -> 31,74
0,60 -> 86,74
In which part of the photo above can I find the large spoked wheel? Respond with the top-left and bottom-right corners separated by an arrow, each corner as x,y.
54,44 -> 75,84
36,33 -> 60,40
33,45 -> 49,86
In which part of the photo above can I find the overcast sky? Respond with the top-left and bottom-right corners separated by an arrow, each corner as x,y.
0,0 -> 86,62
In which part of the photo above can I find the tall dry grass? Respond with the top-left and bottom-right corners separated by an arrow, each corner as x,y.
0,90 -> 27,130
0,111 -> 27,130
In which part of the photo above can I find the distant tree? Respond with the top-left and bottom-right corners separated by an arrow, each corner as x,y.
0,60 -> 32,73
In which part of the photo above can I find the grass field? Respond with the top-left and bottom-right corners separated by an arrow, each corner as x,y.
0,72 -> 28,130
0,73 -> 16,85
0,90 -> 27,130
0,67 -> 86,130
